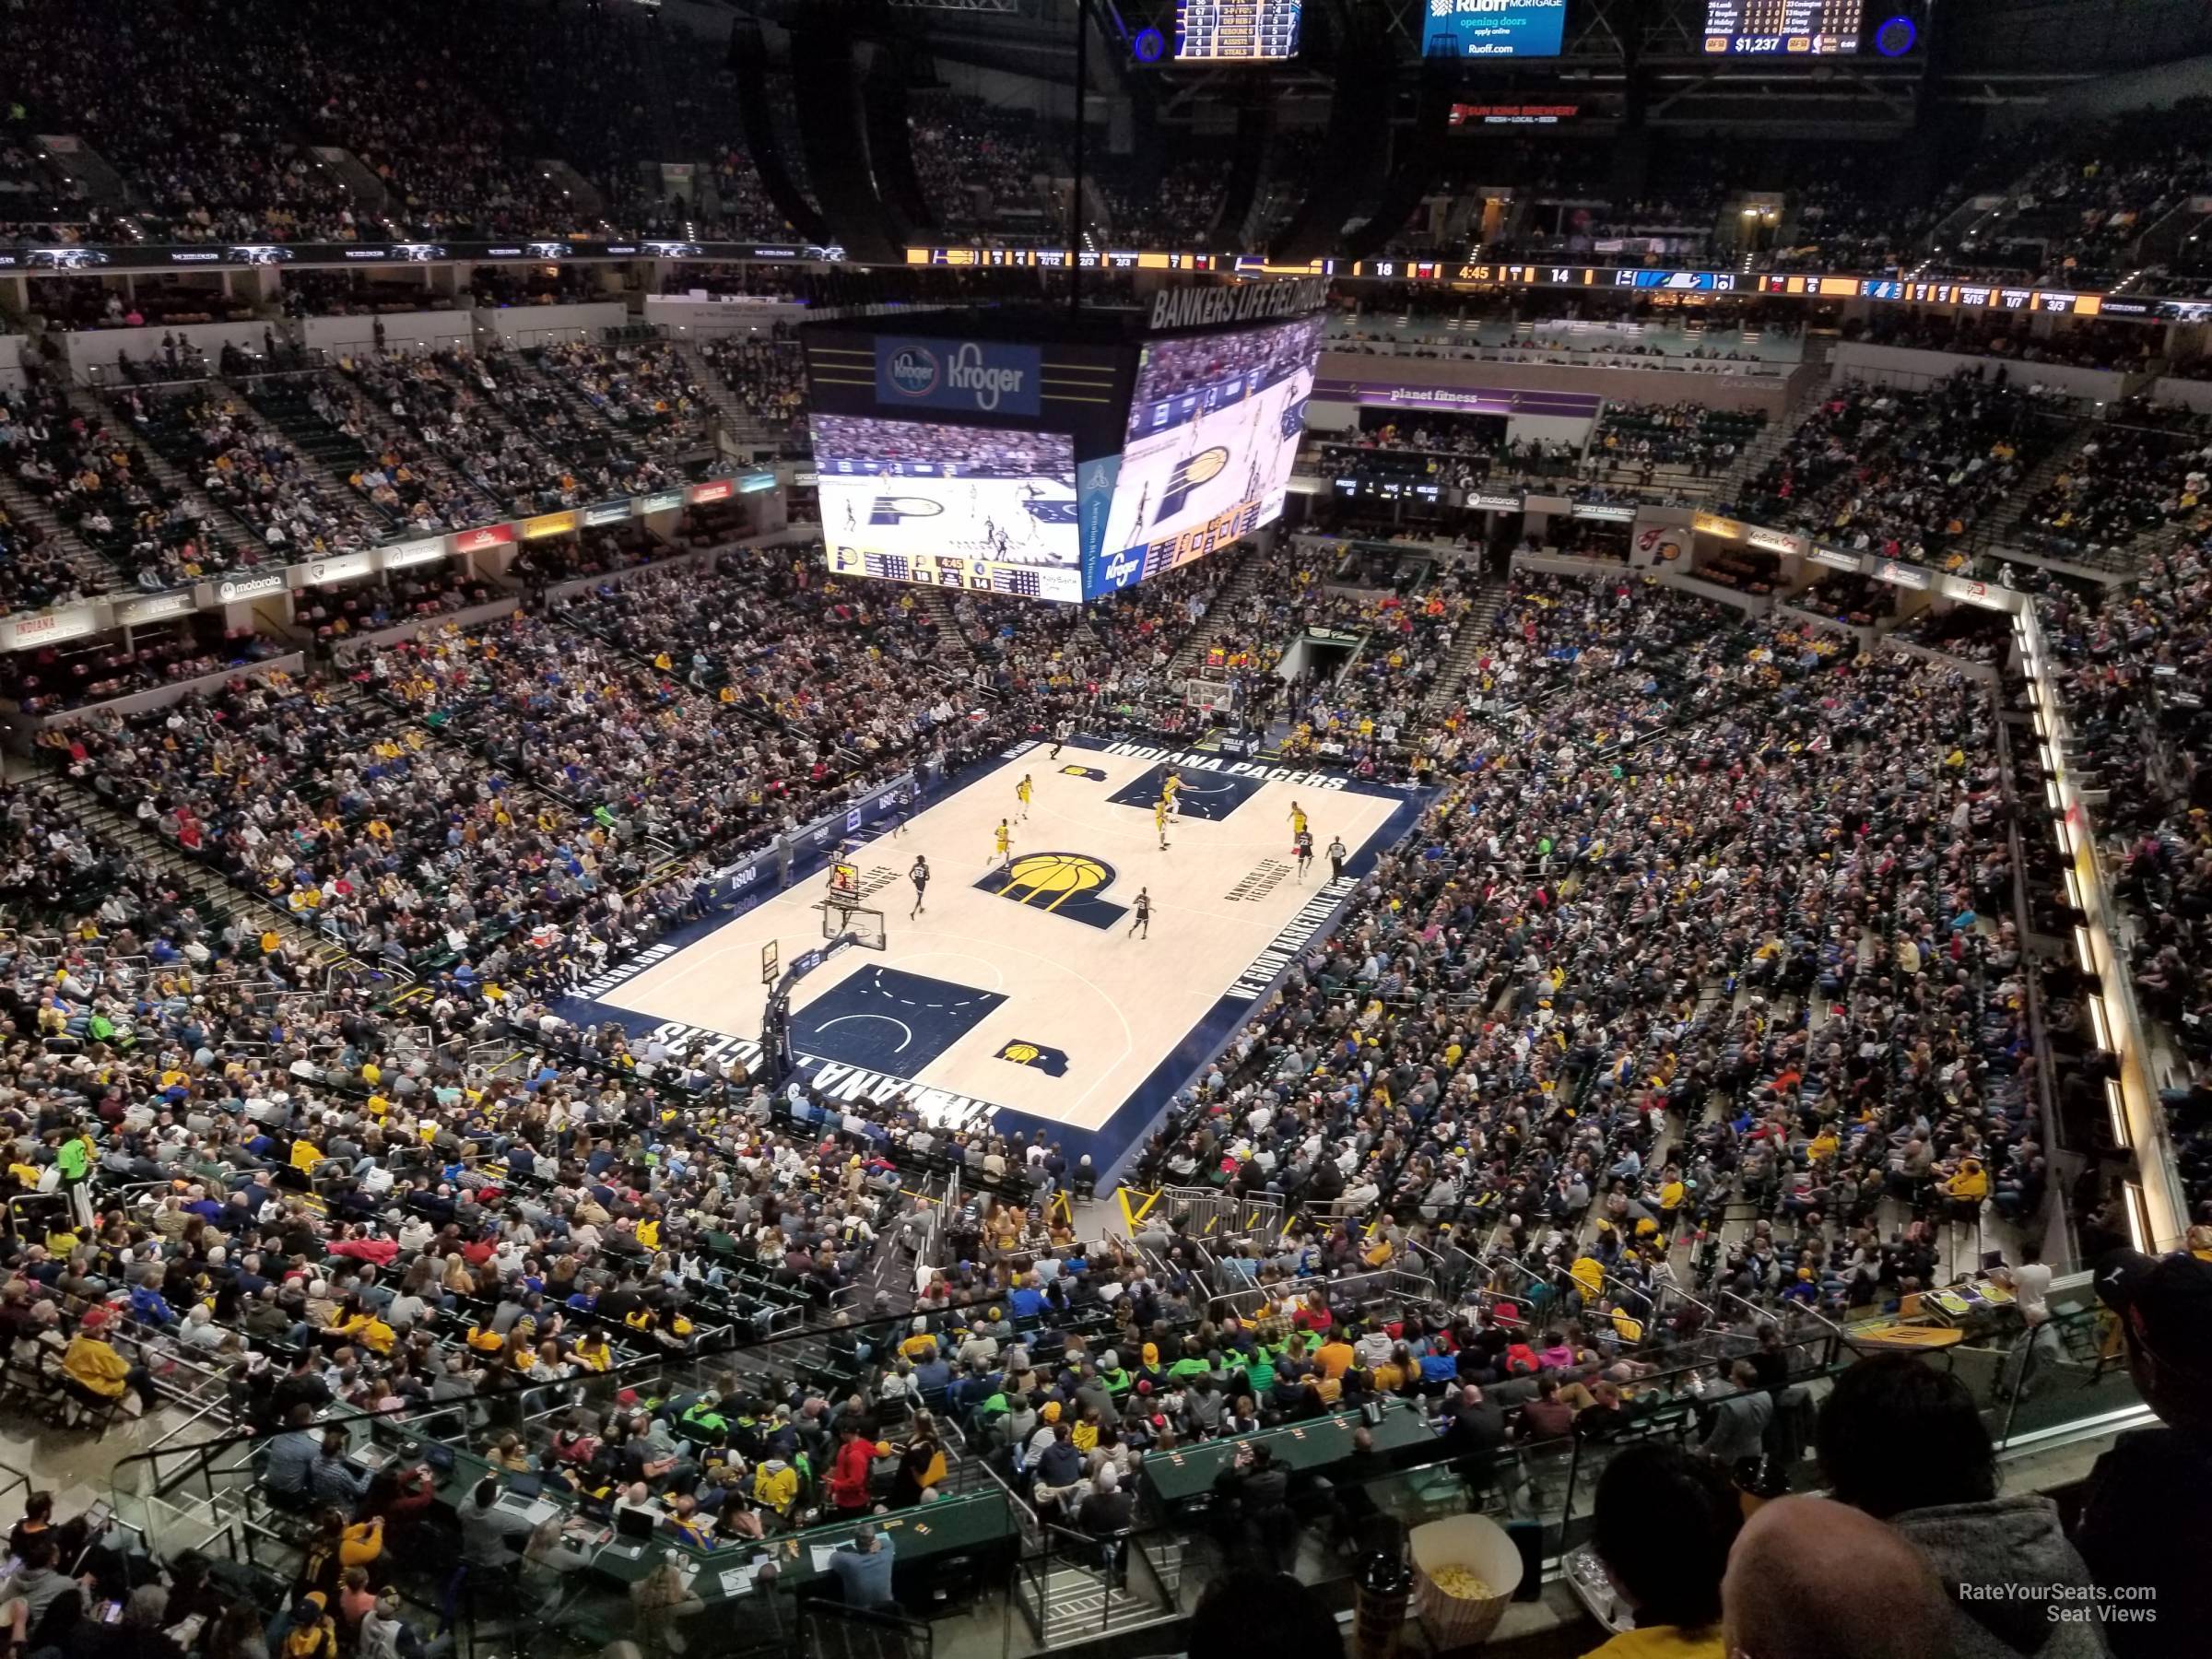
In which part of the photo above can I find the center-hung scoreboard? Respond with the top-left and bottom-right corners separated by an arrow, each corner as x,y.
1175,0 -> 1304,61
798,276 -> 1329,606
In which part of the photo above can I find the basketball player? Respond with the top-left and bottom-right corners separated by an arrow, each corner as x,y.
1128,888 -> 1152,940
1049,717 -> 1072,760
1288,800 -> 1309,844
1016,773 -> 1033,820
1153,796 -> 1171,852
888,784 -> 912,838
1162,769 -> 1182,812
1295,829 -> 1314,882
908,854 -> 930,919
1242,395 -> 1265,502
991,818 -> 1013,868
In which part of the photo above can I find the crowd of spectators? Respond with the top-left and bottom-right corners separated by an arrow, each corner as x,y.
0,492 -> 99,619
700,335 -> 807,451
2010,402 -> 2212,569
1934,100 -> 2212,292
0,378 -> 245,594
2040,535 -> 2212,1063
241,368 -> 494,537
120,384 -> 386,559
907,94 -> 1063,241
336,347 -> 682,518
1141,582 -> 2039,1339
0,621 -> 285,715
1733,371 -> 2072,571
527,339 -> 709,460
1100,153 -> 1227,249
1588,403 -> 1768,480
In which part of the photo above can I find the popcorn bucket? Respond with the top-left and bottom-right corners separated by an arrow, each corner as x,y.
1409,1514 -> 1522,1647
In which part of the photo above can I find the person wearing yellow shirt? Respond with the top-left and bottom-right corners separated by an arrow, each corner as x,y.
1943,1159 -> 1987,1217
328,1309 -> 395,1355
751,1455 -> 798,1516
61,1307 -> 153,1420
571,1333 -> 612,1372
290,1136 -> 324,1174
1579,1441 -> 1739,1659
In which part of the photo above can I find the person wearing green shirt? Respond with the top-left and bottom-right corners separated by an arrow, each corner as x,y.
680,1393 -> 729,1441
1242,1347 -> 1277,1396
53,1133 -> 91,1186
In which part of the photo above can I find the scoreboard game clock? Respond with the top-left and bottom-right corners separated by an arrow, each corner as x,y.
1176,0 -> 1303,63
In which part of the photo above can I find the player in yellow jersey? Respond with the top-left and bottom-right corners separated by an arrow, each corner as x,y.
991,818 -> 1013,867
1153,798 -> 1171,851
1016,772 -> 1033,820
1162,769 -> 1182,807
1288,801 -> 1309,842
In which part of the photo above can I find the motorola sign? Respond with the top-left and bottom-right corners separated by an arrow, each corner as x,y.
874,337 -> 1041,418
217,573 -> 287,602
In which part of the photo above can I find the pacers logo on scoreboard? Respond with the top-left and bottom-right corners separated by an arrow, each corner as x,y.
1156,446 -> 1230,522
869,496 -> 946,525
994,1039 -> 1071,1077
976,851 -> 1128,930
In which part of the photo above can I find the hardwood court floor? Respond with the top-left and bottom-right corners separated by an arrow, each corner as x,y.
603,736 -> 1405,1131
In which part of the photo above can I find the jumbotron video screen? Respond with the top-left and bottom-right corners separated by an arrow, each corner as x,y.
1089,312 -> 1324,595
814,415 -> 1084,602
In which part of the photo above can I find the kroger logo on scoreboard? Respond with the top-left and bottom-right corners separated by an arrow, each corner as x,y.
874,337 -> 1041,418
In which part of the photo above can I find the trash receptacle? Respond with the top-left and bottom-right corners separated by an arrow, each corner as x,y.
1409,1514 -> 1523,1647
1353,1551 -> 1413,1659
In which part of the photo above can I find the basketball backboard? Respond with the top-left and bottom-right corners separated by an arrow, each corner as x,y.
814,900 -> 888,951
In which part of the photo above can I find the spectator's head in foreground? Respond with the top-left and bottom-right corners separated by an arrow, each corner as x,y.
1590,1441 -> 1741,1635
1724,1496 -> 1951,1659
1188,1571 -> 1339,1659
1816,1354 -> 1995,1518
2095,1247 -> 2212,1431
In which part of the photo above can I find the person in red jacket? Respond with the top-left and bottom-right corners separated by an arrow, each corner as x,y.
829,1422 -> 877,1515
330,1227 -> 398,1266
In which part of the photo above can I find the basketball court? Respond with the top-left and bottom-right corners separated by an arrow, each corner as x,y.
556,734 -> 1425,1166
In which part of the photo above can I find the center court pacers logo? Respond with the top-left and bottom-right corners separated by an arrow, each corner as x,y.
994,1039 -> 1070,1077
977,851 -> 1128,930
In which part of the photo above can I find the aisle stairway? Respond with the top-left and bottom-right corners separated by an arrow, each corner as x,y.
1712,331 -> 1838,503
1013,1545 -> 1180,1647
0,470 -> 119,596
1166,544 -> 1267,673
70,385 -> 252,566
40,772 -> 352,971
676,338 -> 782,454
236,370 -> 495,533
918,589 -> 978,666
1423,573 -> 1510,717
